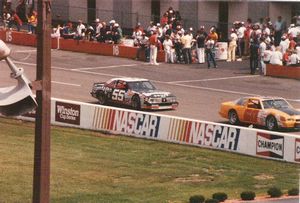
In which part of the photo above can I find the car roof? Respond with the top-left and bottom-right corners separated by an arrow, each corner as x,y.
242,96 -> 285,101
110,77 -> 149,82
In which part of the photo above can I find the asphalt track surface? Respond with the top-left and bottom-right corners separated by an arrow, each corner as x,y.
1,44 -> 300,136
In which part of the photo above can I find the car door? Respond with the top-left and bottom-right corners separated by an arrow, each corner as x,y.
243,99 -> 261,124
111,80 -> 127,104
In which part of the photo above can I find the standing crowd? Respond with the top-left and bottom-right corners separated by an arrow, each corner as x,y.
1,2 -> 300,73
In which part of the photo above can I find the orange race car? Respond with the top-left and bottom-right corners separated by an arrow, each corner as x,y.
219,96 -> 300,131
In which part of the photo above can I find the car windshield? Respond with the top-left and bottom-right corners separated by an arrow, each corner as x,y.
262,99 -> 290,109
127,81 -> 156,91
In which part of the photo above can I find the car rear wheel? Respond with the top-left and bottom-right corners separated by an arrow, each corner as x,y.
266,115 -> 278,131
97,93 -> 106,105
228,110 -> 239,125
132,96 -> 141,110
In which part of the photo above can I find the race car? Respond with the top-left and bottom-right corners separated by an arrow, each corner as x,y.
91,77 -> 178,110
219,96 -> 300,131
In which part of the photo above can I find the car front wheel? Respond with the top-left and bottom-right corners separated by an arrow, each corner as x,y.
97,93 -> 106,105
132,96 -> 141,110
266,115 -> 278,131
228,110 -> 239,125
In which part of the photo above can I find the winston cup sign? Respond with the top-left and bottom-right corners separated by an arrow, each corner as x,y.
55,101 -> 81,125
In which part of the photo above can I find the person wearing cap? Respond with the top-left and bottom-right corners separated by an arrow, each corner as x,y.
279,34 -> 289,54
163,35 -> 174,63
94,18 -> 103,41
288,49 -> 300,66
149,31 -> 159,65
112,23 -> 122,44
270,46 -> 283,66
174,30 -> 183,63
227,28 -> 238,62
196,26 -> 207,64
135,32 -> 149,62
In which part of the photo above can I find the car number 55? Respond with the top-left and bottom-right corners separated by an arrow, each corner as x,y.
112,89 -> 125,101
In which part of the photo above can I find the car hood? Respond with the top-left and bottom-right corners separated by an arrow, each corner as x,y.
141,90 -> 173,97
276,107 -> 300,116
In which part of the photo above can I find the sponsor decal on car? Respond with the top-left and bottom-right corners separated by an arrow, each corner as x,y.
167,119 -> 240,151
295,138 -> 300,162
256,132 -> 284,159
55,101 -> 81,125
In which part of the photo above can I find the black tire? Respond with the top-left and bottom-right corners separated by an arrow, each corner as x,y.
228,110 -> 239,125
266,115 -> 278,131
132,96 -> 141,110
97,93 -> 106,105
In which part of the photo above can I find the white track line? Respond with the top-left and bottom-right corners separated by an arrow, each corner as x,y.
52,81 -> 81,87
13,49 -> 36,53
167,75 -> 260,84
72,64 -> 138,71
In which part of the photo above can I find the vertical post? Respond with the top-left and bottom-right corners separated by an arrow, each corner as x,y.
33,0 -> 52,202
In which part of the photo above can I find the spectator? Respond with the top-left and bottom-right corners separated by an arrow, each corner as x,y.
16,0 -> 26,22
74,20 -> 86,40
244,18 -> 252,55
196,26 -> 207,64
149,30 -> 159,65
237,21 -> 246,61
249,36 -> 259,74
259,37 -> 267,74
288,49 -> 300,66
279,34 -> 289,54
274,16 -> 286,46
8,10 -> 22,32
160,12 -> 168,27
99,21 -> 108,42
270,46 -> 283,65
174,30 -> 183,63
94,18 -> 103,41
181,31 -> 193,64
112,23 -> 122,44
163,34 -> 174,63
208,26 -> 218,42
27,10 -> 37,34
227,28 -> 238,62
205,36 -> 217,69
135,32 -> 149,62
288,35 -> 296,50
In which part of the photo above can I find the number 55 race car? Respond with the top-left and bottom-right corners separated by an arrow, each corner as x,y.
91,77 -> 179,110
219,96 -> 300,131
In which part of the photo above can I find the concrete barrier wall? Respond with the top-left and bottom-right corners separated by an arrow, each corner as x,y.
266,64 -> 300,80
21,98 -> 300,164
0,30 -> 165,62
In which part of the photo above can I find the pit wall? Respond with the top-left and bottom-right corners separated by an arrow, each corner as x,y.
21,97 -> 300,164
0,30 -> 165,62
266,64 -> 300,80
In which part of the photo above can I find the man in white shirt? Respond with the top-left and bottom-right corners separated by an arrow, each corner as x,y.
270,47 -> 283,65
163,35 -> 174,63
237,22 -> 246,61
75,20 -> 86,40
227,28 -> 238,62
259,37 -> 267,74
288,50 -> 300,66
279,35 -> 289,54
181,31 -> 193,64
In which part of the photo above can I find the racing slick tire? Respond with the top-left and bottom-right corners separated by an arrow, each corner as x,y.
97,93 -> 107,105
132,95 -> 141,110
228,110 -> 239,125
265,115 -> 278,131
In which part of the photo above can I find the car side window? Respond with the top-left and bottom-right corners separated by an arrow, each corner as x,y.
247,99 -> 261,109
106,80 -> 117,88
116,80 -> 127,89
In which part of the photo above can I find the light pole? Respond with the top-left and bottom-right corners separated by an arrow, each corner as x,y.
32,0 -> 52,202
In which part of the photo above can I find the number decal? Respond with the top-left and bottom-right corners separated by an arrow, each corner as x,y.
6,30 -> 12,42
112,89 -> 125,101
113,45 -> 119,56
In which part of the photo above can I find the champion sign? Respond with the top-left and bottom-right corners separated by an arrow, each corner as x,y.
295,139 -> 300,162
55,101 -> 81,125
113,111 -> 161,137
188,123 -> 240,150
256,133 -> 284,159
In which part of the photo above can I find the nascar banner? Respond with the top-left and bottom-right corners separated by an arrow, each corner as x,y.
20,98 -> 299,164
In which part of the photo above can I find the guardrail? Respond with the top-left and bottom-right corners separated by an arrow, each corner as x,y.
20,97 -> 300,164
